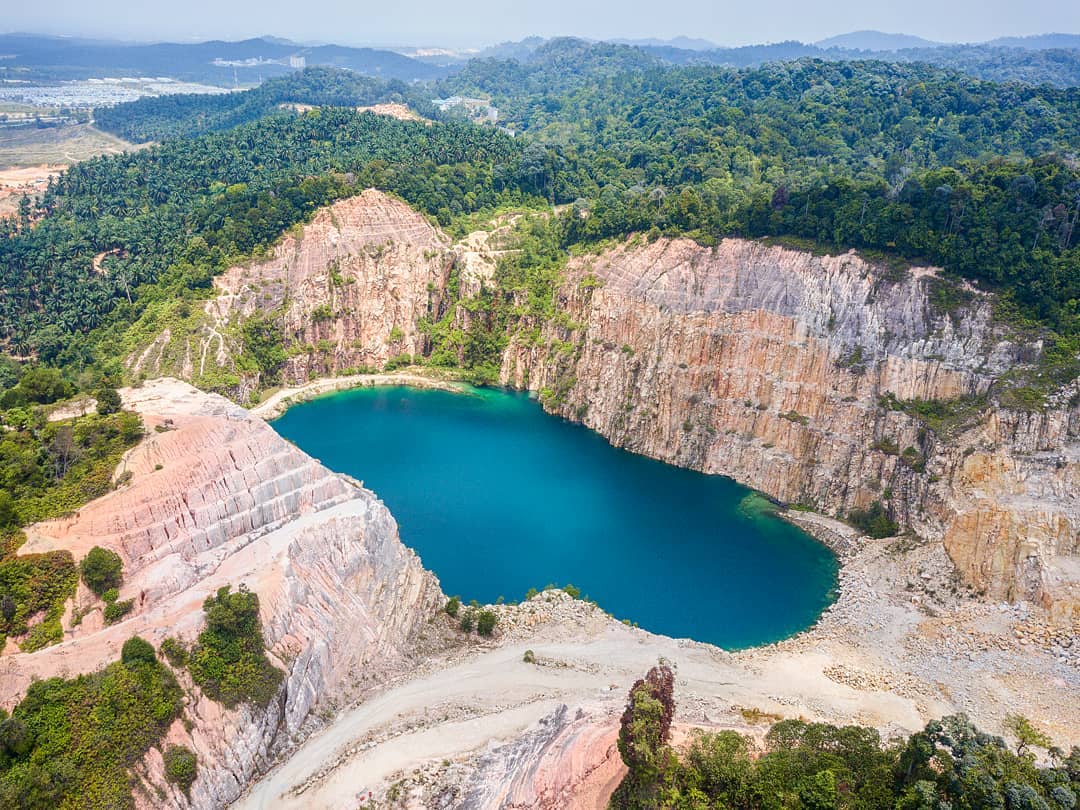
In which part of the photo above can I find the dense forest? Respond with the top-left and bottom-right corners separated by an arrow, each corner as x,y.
0,109 -> 527,359
612,665 -> 1080,809
3,49 -> 1079,385
94,67 -> 435,142
642,40 -> 1080,87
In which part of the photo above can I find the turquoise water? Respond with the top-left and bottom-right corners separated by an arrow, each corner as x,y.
272,386 -> 838,648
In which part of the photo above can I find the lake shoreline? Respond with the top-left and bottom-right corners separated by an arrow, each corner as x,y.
270,379 -> 839,648
257,368 -> 858,562
250,368 -> 469,420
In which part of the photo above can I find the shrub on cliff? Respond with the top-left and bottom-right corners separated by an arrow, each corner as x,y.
163,744 -> 198,794
187,585 -> 284,708
105,598 -> 135,625
0,550 -> 78,652
847,501 -> 899,539
459,610 -> 475,633
610,663 -> 677,809
80,546 -> 123,596
476,609 -> 497,637
444,595 -> 461,617
0,645 -> 182,808
121,635 -> 157,666
160,636 -> 189,668
95,386 -> 122,416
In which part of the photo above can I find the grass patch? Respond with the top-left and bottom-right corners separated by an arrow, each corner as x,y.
879,392 -> 988,436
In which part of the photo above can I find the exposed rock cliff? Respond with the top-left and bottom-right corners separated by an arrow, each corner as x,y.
498,238 -> 1079,620
129,190 -> 458,389
129,191 -> 1078,618
4,378 -> 444,809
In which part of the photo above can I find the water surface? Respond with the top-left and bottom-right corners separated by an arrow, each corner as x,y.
272,386 -> 837,648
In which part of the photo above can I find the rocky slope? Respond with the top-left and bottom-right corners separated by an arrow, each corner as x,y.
107,191 -> 1078,806
498,237 -> 1079,621
129,190 -> 459,391
4,378 -> 444,809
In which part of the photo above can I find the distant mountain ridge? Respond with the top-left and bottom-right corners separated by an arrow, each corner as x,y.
611,36 -> 719,50
815,30 -> 945,50
3,29 -> 1080,92
0,32 -> 446,84
987,33 -> 1080,49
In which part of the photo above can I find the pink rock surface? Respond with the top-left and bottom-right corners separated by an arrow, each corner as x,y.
6,378 -> 444,809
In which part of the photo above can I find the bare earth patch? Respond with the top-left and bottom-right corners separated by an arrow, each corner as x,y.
235,524 -> 1078,810
0,163 -> 65,216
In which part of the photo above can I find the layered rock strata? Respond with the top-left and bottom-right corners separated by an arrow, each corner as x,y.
130,190 -> 1078,618
4,378 -> 443,809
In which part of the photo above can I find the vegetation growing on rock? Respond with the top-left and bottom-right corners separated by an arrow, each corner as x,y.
0,546 -> 77,652
162,744 -> 198,794
847,500 -> 900,539
610,666 -> 1080,809
476,609 -> 498,637
80,546 -> 123,597
185,585 -> 284,708
0,635 -> 183,809
0,382 -> 143,528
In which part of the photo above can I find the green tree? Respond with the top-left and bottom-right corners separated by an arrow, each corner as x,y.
186,585 -> 283,708
611,664 -> 676,809
476,609 -> 497,637
459,610 -> 475,633
95,386 -> 122,416
79,546 -> 123,597
444,596 -> 461,617
121,636 -> 157,667
1005,714 -> 1054,757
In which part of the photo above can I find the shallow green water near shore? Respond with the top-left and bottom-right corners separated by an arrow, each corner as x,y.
272,385 -> 838,648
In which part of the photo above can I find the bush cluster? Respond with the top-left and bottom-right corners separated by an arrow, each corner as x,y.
0,635 -> 183,809
611,666 -> 1080,809
163,744 -> 198,794
186,585 -> 284,708
80,546 -> 123,596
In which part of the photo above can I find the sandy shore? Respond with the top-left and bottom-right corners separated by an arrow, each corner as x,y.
249,370 -> 470,420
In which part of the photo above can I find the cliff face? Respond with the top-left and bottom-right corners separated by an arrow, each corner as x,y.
498,238 -> 1079,620
6,379 -> 444,809
130,190 -> 458,389
127,190 -> 1078,619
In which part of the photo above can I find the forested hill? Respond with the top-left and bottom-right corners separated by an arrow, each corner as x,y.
0,110 -> 526,360
94,68 -> 434,143
4,54 -> 1079,379
640,41 -> 1080,87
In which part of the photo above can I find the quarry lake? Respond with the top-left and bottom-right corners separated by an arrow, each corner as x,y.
272,385 -> 838,648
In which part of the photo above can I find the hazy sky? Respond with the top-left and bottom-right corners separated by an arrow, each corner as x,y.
4,0 -> 1079,48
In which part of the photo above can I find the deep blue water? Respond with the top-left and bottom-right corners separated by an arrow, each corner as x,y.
272,385 -> 838,648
